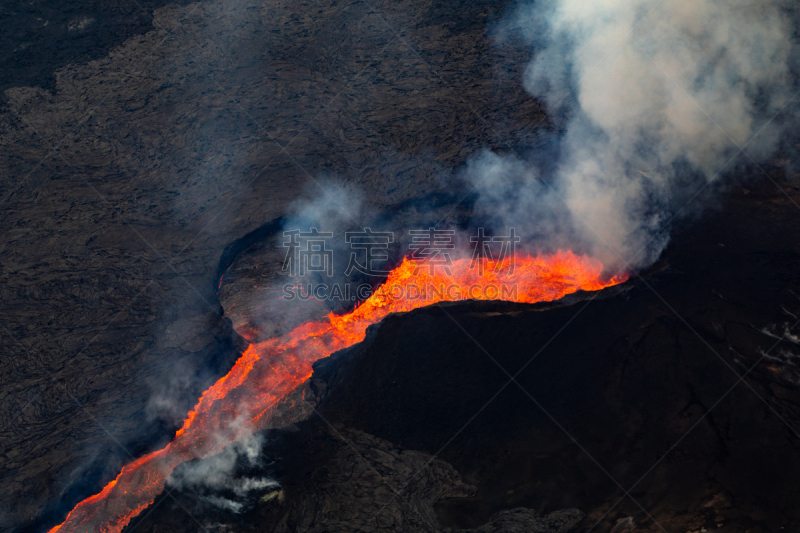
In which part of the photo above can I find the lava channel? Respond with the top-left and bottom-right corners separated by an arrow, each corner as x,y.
50,252 -> 627,532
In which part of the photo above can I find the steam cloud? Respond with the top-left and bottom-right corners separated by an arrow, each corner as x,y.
167,432 -> 280,514
287,179 -> 364,232
468,0 -> 799,271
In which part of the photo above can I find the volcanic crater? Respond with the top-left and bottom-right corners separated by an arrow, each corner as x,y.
114,183 -> 800,533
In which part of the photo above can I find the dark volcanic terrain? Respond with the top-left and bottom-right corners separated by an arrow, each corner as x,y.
1,0 -> 800,532
0,0 -> 545,528
128,185 -> 800,533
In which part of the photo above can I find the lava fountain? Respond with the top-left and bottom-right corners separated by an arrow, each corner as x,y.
50,251 -> 626,532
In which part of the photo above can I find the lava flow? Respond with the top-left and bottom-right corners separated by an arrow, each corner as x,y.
50,251 -> 626,532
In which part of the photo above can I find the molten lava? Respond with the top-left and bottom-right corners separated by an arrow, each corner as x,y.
50,252 -> 626,532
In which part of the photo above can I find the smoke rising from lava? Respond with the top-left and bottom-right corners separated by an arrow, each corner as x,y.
167,433 -> 279,514
469,0 -> 799,271
287,179 -> 365,232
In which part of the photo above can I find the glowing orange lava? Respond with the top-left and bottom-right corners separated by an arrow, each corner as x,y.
49,252 -> 626,532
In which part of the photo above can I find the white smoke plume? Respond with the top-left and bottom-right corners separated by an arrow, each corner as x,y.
470,0 -> 799,271
286,178 -> 364,233
166,432 -> 280,513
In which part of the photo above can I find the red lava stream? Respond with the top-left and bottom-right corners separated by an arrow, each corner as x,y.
50,252 -> 626,532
